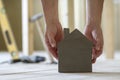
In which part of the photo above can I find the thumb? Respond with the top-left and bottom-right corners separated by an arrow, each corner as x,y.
48,33 -> 56,48
96,45 -> 100,51
95,40 -> 101,51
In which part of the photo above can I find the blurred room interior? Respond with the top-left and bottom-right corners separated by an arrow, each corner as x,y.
0,0 -> 120,79
0,0 -> 119,61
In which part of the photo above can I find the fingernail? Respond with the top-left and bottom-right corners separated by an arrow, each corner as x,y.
96,47 -> 100,50
51,44 -> 54,47
51,43 -> 55,47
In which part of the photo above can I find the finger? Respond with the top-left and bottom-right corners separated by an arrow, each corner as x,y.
45,35 -> 58,59
95,39 -> 101,51
92,48 -> 97,63
96,49 -> 103,58
48,46 -> 58,59
92,30 -> 103,51
95,39 -> 103,57
55,27 -> 64,43
45,40 -> 58,59
48,33 -> 56,48
92,58 -> 97,64
92,48 -> 97,59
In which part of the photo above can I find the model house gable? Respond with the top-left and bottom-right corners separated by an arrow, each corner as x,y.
59,28 -> 93,47
58,29 -> 93,73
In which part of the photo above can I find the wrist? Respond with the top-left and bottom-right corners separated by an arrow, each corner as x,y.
85,22 -> 102,32
86,15 -> 102,27
45,18 -> 60,27
86,21 -> 101,28
46,18 -> 59,24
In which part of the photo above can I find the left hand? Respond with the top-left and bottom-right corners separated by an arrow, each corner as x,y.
45,21 -> 63,59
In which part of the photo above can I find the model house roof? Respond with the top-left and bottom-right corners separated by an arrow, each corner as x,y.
59,28 -> 93,47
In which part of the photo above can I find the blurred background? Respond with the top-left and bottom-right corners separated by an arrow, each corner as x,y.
0,0 -> 119,60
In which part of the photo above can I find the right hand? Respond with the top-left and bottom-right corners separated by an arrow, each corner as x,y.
84,24 -> 104,63
45,21 -> 63,59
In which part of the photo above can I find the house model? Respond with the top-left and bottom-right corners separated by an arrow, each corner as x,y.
58,28 -> 93,73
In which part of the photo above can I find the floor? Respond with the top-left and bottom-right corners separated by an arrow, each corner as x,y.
0,52 -> 120,80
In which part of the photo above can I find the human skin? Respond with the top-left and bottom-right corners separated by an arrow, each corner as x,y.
84,0 -> 104,63
41,0 -> 63,58
41,0 -> 104,63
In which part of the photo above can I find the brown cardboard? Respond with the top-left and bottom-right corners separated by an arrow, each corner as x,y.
58,28 -> 93,73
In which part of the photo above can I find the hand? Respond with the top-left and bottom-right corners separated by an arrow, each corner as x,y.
45,21 -> 63,59
84,24 -> 104,63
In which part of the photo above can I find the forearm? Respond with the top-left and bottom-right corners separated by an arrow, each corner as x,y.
41,0 -> 59,25
86,0 -> 104,26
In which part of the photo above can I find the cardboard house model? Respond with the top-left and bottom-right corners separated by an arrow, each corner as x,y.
58,28 -> 93,73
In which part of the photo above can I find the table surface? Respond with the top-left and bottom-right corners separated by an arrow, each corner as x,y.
0,52 -> 120,80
